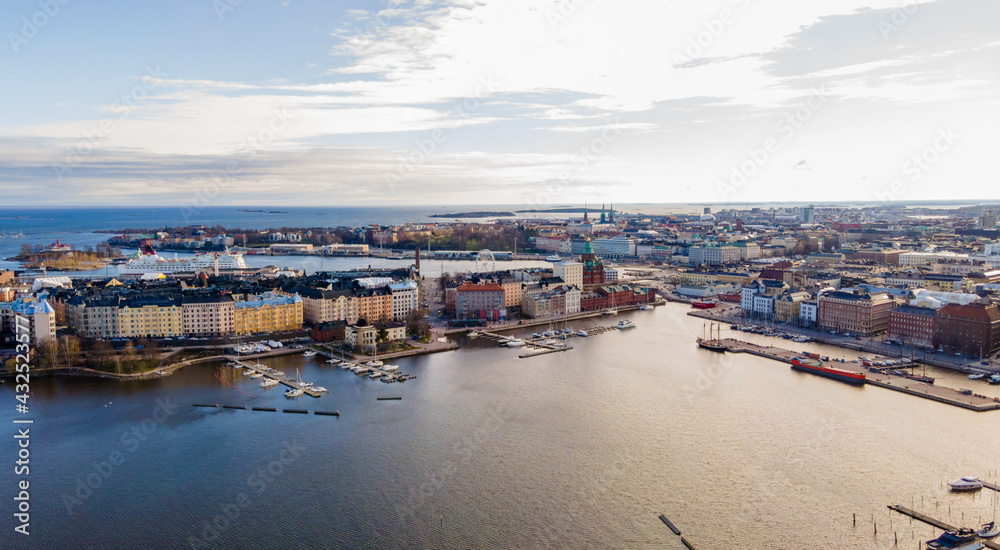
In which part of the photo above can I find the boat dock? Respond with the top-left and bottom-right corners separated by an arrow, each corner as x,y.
888,505 -> 1000,550
706,339 -> 1000,412
227,359 -> 323,398
473,326 -> 623,358
192,404 -> 339,416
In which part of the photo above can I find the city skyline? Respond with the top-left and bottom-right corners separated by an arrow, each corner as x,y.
1,0 -> 998,207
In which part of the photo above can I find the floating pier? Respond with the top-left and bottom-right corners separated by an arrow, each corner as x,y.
377,397 -> 402,401
314,410 -> 341,416
229,359 -> 323,397
193,404 -> 219,408
252,407 -> 277,412
658,514 -> 681,535
222,405 -> 246,410
283,409 -> 309,414
473,324 -> 624,360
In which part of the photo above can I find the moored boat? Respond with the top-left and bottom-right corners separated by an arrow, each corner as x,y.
691,299 -> 717,309
284,388 -> 304,398
949,476 -> 983,491
925,528 -> 984,549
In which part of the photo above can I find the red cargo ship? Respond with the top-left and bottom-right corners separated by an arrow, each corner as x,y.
691,300 -> 717,309
790,357 -> 867,385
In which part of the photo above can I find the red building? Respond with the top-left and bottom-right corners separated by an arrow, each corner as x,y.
934,301 -> 1000,356
887,305 -> 936,348
580,240 -> 605,286
580,285 -> 656,311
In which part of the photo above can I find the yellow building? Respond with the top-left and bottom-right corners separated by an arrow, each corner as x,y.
117,297 -> 183,338
677,271 -> 756,286
234,293 -> 303,335
774,291 -> 811,323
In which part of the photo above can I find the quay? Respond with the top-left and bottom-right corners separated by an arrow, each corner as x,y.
444,301 -> 663,336
226,359 -> 323,398
705,338 -> 1000,412
888,505 -> 1000,550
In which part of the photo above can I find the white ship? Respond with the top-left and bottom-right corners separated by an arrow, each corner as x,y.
118,249 -> 248,275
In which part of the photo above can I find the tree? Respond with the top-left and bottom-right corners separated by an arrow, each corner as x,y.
20,243 -> 31,256
375,327 -> 389,351
60,335 -> 81,368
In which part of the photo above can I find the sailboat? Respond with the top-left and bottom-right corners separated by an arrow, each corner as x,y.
981,481 -> 1000,538
697,322 -> 726,352
604,289 -> 617,315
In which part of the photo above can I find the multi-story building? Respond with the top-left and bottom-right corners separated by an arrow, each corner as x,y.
455,283 -> 506,321
934,301 -> 1000,356
234,293 -> 303,335
775,291 -> 811,323
799,301 -> 818,327
552,261 -> 583,289
181,294 -> 236,337
888,305 -> 936,348
300,289 -> 358,325
522,285 -> 581,318
678,271 -> 756,286
345,322 -> 407,351
117,296 -> 183,338
0,297 -> 55,346
355,287 -> 392,323
388,279 -> 418,321
817,289 -> 896,335
534,235 -> 572,253
688,245 -> 740,266
590,236 -> 635,259
499,278 -> 525,311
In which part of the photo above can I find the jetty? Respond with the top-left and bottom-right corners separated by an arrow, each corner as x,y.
195,404 -> 339,416
704,338 -> 1000,412
229,359 -> 323,397
472,324 -> 622,359
888,505 -> 1000,550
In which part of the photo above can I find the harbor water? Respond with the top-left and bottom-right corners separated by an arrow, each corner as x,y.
2,303 -> 999,549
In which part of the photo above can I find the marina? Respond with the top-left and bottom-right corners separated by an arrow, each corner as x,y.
888,506 -> 1000,550
225,359 -> 324,397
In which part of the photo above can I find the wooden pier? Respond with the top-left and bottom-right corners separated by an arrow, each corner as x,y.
229,359 -> 323,398
888,505 -> 1000,550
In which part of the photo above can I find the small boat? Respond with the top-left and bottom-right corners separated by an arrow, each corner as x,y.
325,358 -> 340,364
284,388 -> 304,398
505,339 -> 526,348
260,379 -> 279,387
312,386 -> 328,394
979,522 -> 999,539
545,255 -> 561,262
382,364 -> 399,371
639,304 -> 652,310
367,360 -> 383,367
302,350 -> 318,357
232,363 -> 243,369
250,372 -> 264,379
340,362 -> 355,370
969,373 -> 986,380
297,380 -> 314,388
272,370 -> 285,377
242,370 -> 254,376
949,476 -> 983,491
368,371 -> 383,379
617,320 -> 635,329
989,374 -> 1000,385
906,374 -> 935,384
603,309 -> 618,315
925,528 -> 984,549
691,299 -> 717,309
576,330 -> 588,337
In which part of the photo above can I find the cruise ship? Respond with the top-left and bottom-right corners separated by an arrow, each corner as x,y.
118,249 -> 248,275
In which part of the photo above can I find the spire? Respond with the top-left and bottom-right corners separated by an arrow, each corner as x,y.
583,201 -> 588,223
600,203 -> 606,224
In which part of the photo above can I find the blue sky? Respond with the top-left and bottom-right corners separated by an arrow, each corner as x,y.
1,0 -> 998,208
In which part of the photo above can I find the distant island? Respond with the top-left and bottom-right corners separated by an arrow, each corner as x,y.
238,209 -> 290,214
430,211 -> 515,218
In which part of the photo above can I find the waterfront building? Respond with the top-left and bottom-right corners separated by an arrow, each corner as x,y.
934,301 -> 1000,356
345,322 -> 407,351
181,294 -> 236,337
300,289 -> 357,325
455,283 -> 507,321
817,289 -> 896,335
499,278 -> 525,311
355,287 -> 392,324
799,301 -> 818,327
118,296 -> 183,338
775,291 -> 811,323
234,292 -> 303,335
888,305 -> 936,348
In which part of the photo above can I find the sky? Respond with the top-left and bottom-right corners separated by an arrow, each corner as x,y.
0,0 -> 997,208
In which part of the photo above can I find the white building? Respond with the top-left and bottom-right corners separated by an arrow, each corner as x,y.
799,302 -> 818,326
590,236 -> 636,259
604,267 -> 619,282
689,245 -> 740,266
752,294 -> 775,318
552,261 -> 583,288
0,298 -> 56,346
388,279 -> 419,321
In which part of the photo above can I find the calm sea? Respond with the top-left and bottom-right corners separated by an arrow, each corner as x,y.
2,304 -> 998,549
